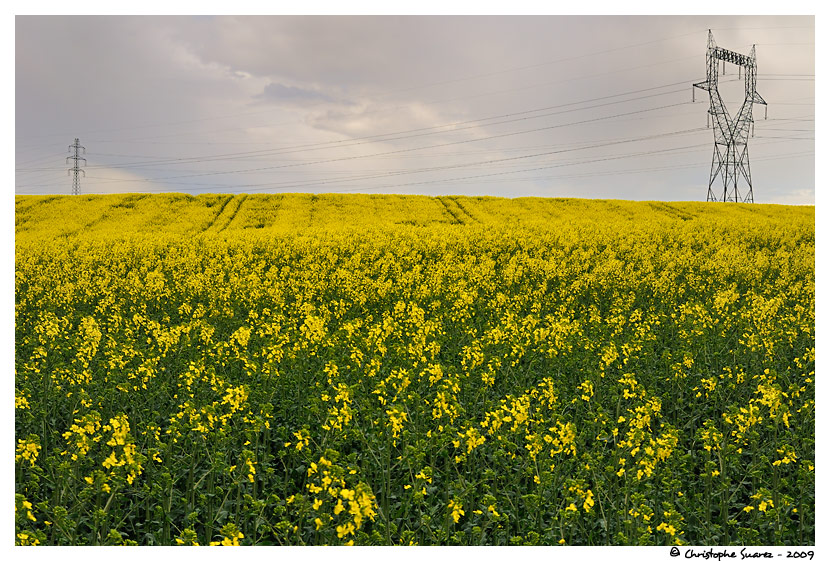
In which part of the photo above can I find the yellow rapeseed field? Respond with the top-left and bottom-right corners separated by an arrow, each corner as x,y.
15,193 -> 814,545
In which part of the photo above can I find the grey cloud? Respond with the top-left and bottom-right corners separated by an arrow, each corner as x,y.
261,82 -> 335,104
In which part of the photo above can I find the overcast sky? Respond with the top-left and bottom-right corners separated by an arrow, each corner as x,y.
15,15 -> 815,204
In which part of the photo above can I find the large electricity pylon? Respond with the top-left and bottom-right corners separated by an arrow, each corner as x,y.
66,138 -> 86,195
693,30 -> 766,203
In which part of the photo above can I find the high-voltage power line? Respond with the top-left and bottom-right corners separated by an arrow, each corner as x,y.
66,138 -> 86,195
693,30 -> 767,203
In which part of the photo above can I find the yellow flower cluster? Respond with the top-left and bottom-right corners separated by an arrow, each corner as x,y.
386,407 -> 408,439
209,524 -> 244,546
15,437 -> 40,467
303,454 -> 377,541
101,414 -> 143,484
448,498 -> 465,523
61,412 -> 103,461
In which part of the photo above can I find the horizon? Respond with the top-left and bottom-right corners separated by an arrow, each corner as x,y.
12,191 -> 817,207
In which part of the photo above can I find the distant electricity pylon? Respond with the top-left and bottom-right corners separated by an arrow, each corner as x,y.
66,138 -> 86,195
693,30 -> 767,203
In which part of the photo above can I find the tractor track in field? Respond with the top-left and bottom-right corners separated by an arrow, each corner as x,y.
451,197 -> 480,224
437,197 -> 465,225
215,194 -> 248,233
201,195 -> 234,233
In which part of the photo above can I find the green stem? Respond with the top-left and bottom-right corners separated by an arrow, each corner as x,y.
385,429 -> 392,545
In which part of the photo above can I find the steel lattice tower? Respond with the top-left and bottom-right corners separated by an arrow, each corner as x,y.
693,30 -> 767,203
66,138 -> 86,195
